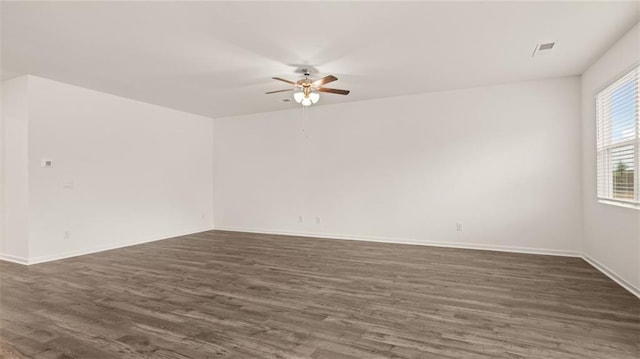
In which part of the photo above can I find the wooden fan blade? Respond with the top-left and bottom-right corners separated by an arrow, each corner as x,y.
313,75 -> 338,87
318,87 -> 350,95
265,89 -> 294,94
272,77 -> 296,85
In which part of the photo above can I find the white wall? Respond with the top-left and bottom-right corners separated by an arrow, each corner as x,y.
581,23 -> 640,294
1,76 -> 29,261
213,77 -> 583,255
1,75 -> 214,263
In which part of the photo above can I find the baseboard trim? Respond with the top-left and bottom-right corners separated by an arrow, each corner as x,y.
216,226 -> 640,298
0,227 -> 214,266
213,226 -> 581,257
5,226 -> 636,299
582,254 -> 640,299
0,254 -> 29,265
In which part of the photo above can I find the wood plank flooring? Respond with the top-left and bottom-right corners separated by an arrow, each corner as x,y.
0,230 -> 638,358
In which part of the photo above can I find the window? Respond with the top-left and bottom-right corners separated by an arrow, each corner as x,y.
596,64 -> 639,207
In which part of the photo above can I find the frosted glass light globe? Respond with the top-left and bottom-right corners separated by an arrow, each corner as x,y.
310,92 -> 320,104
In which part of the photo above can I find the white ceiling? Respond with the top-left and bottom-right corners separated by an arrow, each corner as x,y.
2,1 -> 638,118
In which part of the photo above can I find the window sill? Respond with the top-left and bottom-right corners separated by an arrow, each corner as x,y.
598,199 -> 640,211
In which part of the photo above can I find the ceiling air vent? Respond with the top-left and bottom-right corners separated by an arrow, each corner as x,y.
532,42 -> 556,57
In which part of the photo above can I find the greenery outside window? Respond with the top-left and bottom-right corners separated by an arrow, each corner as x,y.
596,64 -> 639,208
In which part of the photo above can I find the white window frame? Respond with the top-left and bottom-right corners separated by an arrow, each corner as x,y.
595,63 -> 640,210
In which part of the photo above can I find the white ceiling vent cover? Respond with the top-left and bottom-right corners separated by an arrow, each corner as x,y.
532,42 -> 556,57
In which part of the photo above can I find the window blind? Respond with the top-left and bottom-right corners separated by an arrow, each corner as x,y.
596,65 -> 639,206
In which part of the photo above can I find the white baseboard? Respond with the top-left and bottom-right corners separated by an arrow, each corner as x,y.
582,253 -> 640,299
5,226 -> 637,299
0,253 -> 29,265
213,226 -> 581,257
216,226 -> 640,298
0,227 -> 214,265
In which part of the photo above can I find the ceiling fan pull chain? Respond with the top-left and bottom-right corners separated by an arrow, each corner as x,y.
301,105 -> 309,140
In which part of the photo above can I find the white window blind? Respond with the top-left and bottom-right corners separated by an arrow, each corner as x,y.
596,65 -> 639,207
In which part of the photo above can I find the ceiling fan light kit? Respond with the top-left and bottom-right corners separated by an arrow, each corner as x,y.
294,89 -> 319,106
266,69 -> 350,107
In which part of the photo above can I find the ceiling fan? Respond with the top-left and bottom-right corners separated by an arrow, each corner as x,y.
265,70 -> 350,106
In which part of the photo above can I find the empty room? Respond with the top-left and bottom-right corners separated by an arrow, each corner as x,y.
1,1 -> 639,358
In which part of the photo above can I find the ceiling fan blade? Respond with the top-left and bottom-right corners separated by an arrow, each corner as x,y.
313,75 -> 338,87
272,77 -> 296,85
318,87 -> 350,95
265,89 -> 294,94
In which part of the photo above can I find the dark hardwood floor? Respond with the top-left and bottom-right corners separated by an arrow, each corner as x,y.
0,230 -> 638,358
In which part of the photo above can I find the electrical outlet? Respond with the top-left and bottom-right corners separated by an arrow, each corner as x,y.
315,217 -> 321,224
64,230 -> 71,239
456,223 -> 463,232
298,216 -> 304,223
